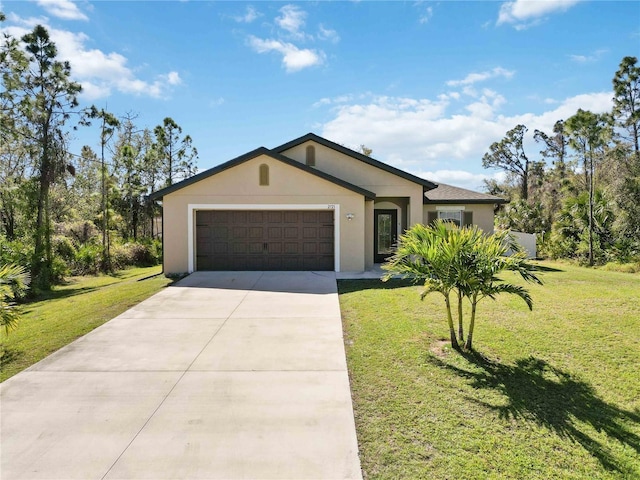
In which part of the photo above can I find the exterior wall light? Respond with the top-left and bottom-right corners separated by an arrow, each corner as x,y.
346,213 -> 355,221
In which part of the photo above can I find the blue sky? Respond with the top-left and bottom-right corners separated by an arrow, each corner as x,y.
1,0 -> 639,190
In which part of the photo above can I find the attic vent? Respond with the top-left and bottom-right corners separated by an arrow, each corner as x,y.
259,164 -> 269,186
306,145 -> 316,166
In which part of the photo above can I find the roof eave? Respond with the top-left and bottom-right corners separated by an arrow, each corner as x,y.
423,198 -> 509,205
148,146 -> 376,201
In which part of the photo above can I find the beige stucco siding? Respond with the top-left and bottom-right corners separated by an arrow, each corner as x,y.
282,141 -> 424,226
283,142 -> 421,194
423,204 -> 496,233
161,154 -> 367,274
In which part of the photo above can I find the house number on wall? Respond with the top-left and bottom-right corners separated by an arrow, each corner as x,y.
327,204 -> 336,209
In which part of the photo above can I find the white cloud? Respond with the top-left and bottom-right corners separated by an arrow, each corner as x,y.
248,36 -> 324,72
312,94 -> 356,108
0,16 -> 182,100
497,0 -> 581,28
318,24 -> 340,43
163,71 -> 182,86
209,97 -> 225,108
233,6 -> 260,23
419,6 -> 434,24
569,48 -> 607,63
319,90 -> 612,189
276,4 -> 307,39
36,0 -> 88,21
446,67 -> 515,87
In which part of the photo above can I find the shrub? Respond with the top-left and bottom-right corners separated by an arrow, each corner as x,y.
52,235 -> 77,262
50,255 -> 70,283
110,242 -> 159,270
0,263 -> 31,334
0,236 -> 32,268
73,244 -> 102,275
55,221 -> 99,247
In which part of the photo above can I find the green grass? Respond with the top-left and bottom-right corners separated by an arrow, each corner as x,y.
1,266 -> 173,381
338,262 -> 640,479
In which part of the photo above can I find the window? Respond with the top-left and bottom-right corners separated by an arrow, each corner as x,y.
305,145 -> 316,166
428,210 -> 473,227
438,210 -> 462,226
259,164 -> 269,186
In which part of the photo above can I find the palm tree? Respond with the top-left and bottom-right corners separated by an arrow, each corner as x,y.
462,231 -> 542,350
382,221 -> 473,349
0,263 -> 30,335
382,221 -> 542,351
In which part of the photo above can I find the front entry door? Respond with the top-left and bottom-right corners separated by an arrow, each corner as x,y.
374,209 -> 398,263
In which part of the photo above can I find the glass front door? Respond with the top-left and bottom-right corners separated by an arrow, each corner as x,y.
374,209 -> 398,263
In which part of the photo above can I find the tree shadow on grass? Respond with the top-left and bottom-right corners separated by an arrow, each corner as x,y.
426,352 -> 640,475
19,285 -> 101,313
337,278 -> 419,294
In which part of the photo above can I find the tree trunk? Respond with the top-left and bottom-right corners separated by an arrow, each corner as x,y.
457,289 -> 464,342
521,163 -> 528,201
444,294 -> 459,349
588,149 -> 594,266
33,163 -> 51,289
465,294 -> 478,350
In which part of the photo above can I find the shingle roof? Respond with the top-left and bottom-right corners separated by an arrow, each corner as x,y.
148,147 -> 376,201
423,183 -> 508,204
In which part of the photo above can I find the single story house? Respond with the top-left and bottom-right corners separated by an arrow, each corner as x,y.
149,133 -> 506,274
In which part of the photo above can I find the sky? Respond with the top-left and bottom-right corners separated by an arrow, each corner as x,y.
1,0 -> 639,191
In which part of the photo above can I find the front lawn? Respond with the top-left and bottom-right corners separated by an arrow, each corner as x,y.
1,266 -> 173,381
339,262 -> 640,479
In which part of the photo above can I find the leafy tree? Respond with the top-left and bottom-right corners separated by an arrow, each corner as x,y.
359,144 -> 373,156
18,25 -> 82,289
153,117 -> 198,186
483,124 -> 531,201
551,190 -> 616,264
534,120 -> 569,178
0,263 -> 30,335
612,56 -> 640,157
88,106 -> 119,271
565,109 -> 611,266
495,199 -> 549,234
1,15 -> 31,242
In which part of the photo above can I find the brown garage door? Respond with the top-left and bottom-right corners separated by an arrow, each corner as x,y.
196,210 -> 334,271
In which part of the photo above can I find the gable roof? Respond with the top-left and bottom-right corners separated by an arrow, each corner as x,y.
148,147 -> 377,201
423,182 -> 508,204
274,133 -> 438,191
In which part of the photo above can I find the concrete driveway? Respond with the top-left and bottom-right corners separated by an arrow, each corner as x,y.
1,271 -> 362,480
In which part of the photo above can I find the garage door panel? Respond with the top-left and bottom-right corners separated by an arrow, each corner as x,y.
248,212 -> 264,223
284,227 -> 298,238
231,226 -> 246,238
319,226 -> 333,239
284,242 -> 299,254
212,242 -> 228,254
268,227 -> 282,239
319,242 -> 333,254
249,227 -> 263,238
303,227 -> 318,238
268,242 -> 283,254
212,226 -> 228,239
196,210 -> 334,271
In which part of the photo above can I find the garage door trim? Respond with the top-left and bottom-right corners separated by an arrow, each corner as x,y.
187,204 -> 340,273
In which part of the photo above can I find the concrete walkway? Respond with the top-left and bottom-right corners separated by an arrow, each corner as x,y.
1,271 -> 362,480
